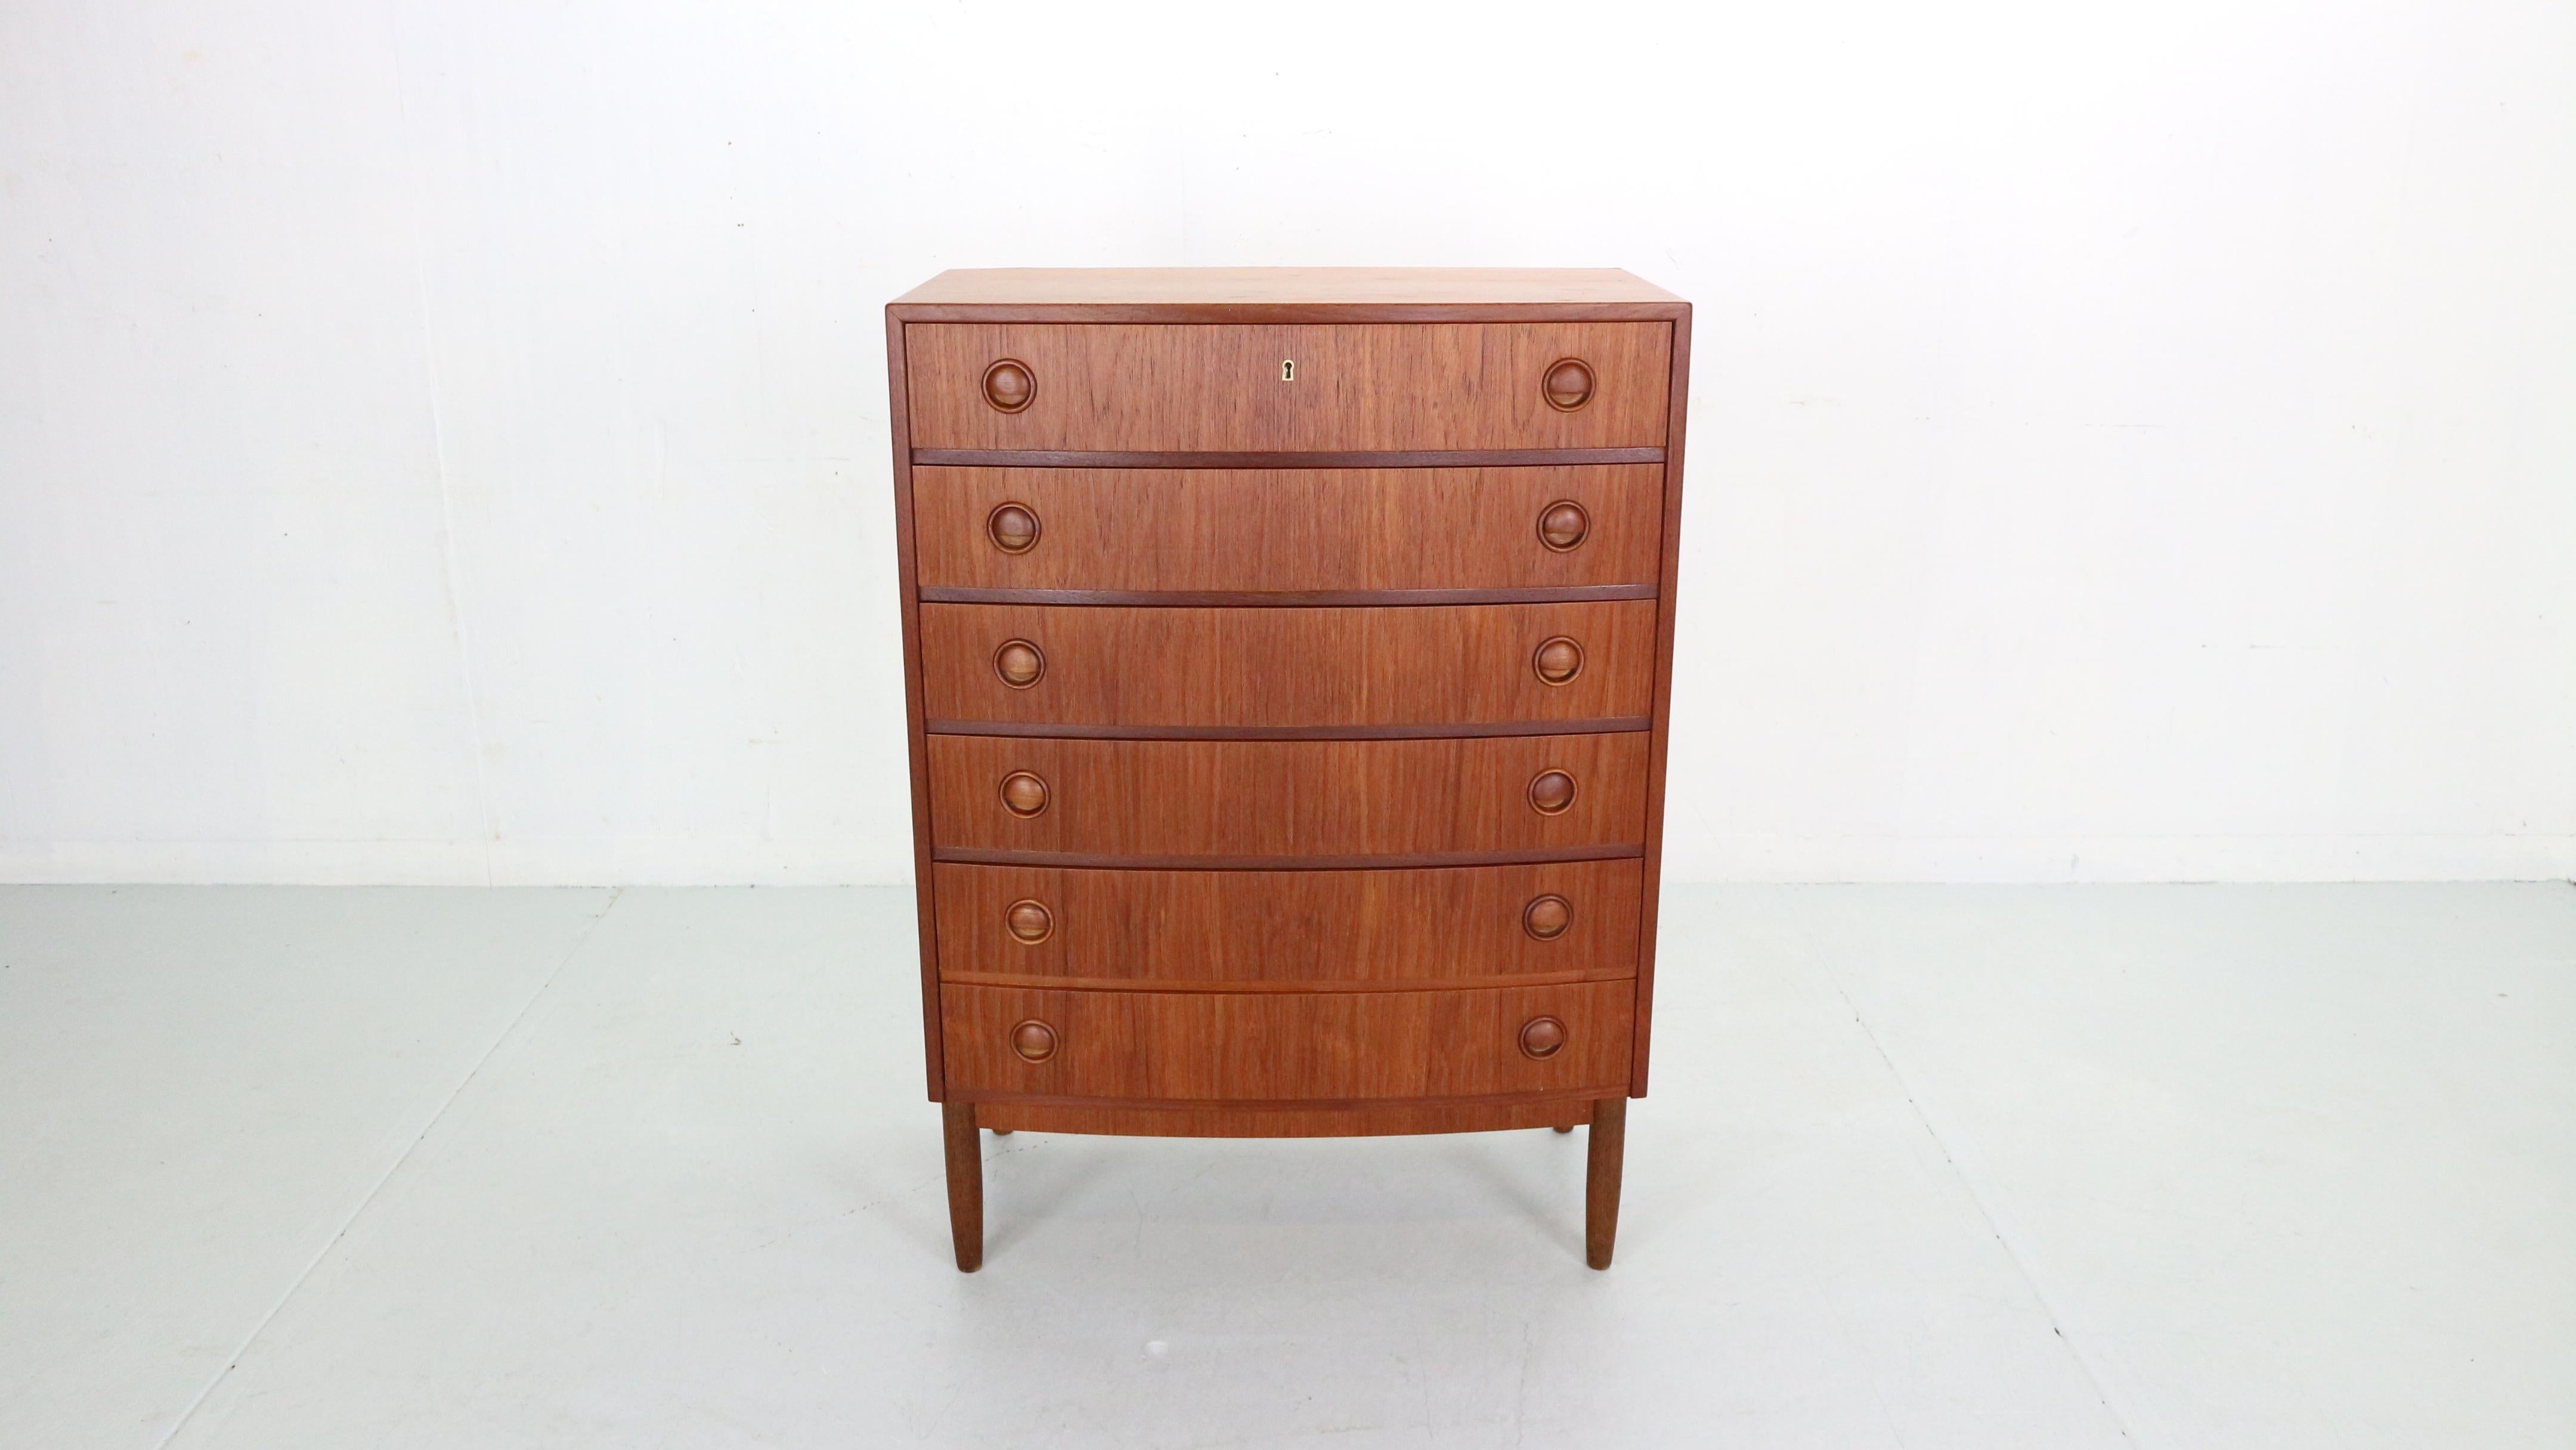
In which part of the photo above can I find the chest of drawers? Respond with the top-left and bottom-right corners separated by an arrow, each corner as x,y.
884,268 -> 1690,1271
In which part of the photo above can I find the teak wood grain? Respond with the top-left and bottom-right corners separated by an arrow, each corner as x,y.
1631,309 -> 1692,1093
905,324 -> 1669,451
939,1103 -> 980,1271
886,268 -> 1688,1269
1586,1096 -> 1626,1268
911,465 -> 1665,593
932,859 -> 1643,986
890,267 -> 1687,319
975,1098 -> 1606,1138
918,601 -> 1657,729
940,981 -> 1636,1101
925,733 -> 1649,860
886,313 -> 947,1100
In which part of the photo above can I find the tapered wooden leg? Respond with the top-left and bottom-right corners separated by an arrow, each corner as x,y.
941,1102 -> 983,1272
990,1127 -> 1011,1135
1585,1096 -> 1627,1270
1553,1124 -> 1575,1133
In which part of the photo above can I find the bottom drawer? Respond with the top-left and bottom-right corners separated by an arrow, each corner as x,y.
941,981 -> 1634,1103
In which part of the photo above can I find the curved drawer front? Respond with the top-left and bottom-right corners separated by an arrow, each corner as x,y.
905,323 -> 1670,451
920,601 -> 1656,729
911,465 -> 1665,593
925,733 -> 1648,861
940,981 -> 1636,1101
933,860 -> 1642,986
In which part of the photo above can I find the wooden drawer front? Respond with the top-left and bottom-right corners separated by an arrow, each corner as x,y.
933,860 -> 1642,986
906,324 -> 1670,451
927,733 -> 1648,860
912,465 -> 1664,592
941,981 -> 1636,1101
921,601 -> 1656,729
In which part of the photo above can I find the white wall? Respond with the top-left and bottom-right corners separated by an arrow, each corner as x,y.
4,0 -> 2571,885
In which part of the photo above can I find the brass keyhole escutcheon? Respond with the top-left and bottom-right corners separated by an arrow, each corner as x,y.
1281,359 -> 1296,382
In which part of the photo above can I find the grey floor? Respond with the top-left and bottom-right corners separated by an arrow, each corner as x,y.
1,885 -> 2569,1448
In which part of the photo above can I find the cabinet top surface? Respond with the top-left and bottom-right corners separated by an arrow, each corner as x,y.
890,268 -> 1686,320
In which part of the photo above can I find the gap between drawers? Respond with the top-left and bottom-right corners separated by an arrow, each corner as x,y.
916,585 -> 1656,607
922,717 -> 1651,741
939,968 -> 1639,993
929,845 -> 1646,871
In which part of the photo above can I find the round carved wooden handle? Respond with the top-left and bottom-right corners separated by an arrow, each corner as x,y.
1528,769 -> 1577,816
1524,894 -> 1572,940
1520,1016 -> 1568,1059
999,770 -> 1049,818
1533,636 -> 1584,686
1005,899 -> 1053,944
993,639 -> 1045,689
1011,1019 -> 1058,1062
1537,500 -> 1590,552
1543,358 -> 1596,412
987,502 -> 1041,553
982,359 -> 1035,413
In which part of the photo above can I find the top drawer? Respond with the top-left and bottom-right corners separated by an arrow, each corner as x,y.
905,323 -> 1671,453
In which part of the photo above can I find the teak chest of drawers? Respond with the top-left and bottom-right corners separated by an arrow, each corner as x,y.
884,268 -> 1690,1271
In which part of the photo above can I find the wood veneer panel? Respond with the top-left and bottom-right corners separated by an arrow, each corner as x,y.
940,981 -> 1636,1100
1631,311 -> 1690,1096
891,267 -> 1686,312
932,859 -> 1642,985
913,466 -> 1664,593
886,313 -> 946,1099
925,733 -> 1649,859
975,1098 -> 1609,1137
905,324 -> 1669,451
919,601 -> 1657,729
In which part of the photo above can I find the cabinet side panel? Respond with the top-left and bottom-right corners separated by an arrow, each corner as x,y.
1631,312 -> 1691,1096
890,315 -> 945,1099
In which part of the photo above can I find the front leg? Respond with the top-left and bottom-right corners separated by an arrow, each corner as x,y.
942,1101 -> 984,1272
1585,1096 -> 1627,1269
